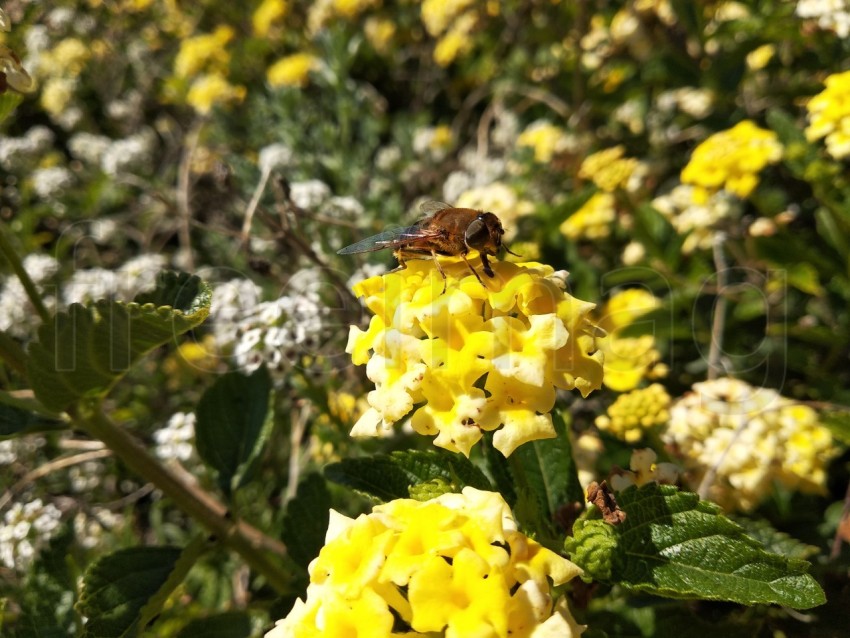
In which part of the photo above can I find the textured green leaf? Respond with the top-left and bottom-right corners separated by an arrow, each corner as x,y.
0,92 -> 24,123
77,547 -> 181,637
282,473 -> 330,571
324,449 -> 493,502
195,366 -> 271,497
731,516 -> 820,561
175,612 -> 252,638
567,483 -> 825,609
133,271 -> 212,314
510,410 -> 583,534
0,402 -> 64,436
27,272 -> 210,412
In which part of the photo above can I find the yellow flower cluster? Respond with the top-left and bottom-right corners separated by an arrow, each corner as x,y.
173,25 -> 245,115
266,488 -> 585,638
806,69 -> 850,159
595,383 -> 671,443
559,193 -> 616,241
662,378 -> 837,511
596,289 -> 667,392
680,120 -> 782,200
517,120 -> 571,163
579,146 -> 643,192
252,0 -> 289,37
347,260 -> 604,457
267,52 -> 319,89
609,448 -> 680,491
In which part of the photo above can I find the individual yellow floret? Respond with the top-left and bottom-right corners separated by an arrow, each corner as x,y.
265,488 -> 585,638
346,260 -> 604,457
596,383 -> 671,443
662,378 -> 838,511
681,120 -> 782,199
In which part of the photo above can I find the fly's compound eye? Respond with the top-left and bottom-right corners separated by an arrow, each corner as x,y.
465,216 -> 491,250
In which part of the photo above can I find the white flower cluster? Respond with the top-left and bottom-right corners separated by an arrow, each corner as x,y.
0,126 -> 55,170
797,0 -> 850,37
651,184 -> 741,253
210,271 -> 332,383
663,377 -> 837,511
154,412 -> 196,462
0,499 -> 63,570
0,254 -> 59,339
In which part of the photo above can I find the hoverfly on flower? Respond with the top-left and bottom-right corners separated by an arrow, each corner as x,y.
338,201 -> 517,289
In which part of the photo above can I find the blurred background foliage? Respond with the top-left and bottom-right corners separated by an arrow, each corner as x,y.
2,0 -> 850,636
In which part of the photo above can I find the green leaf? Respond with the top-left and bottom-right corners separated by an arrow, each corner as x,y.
282,473 -> 330,571
0,402 -> 64,437
0,92 -> 24,123
133,271 -> 212,315
730,516 -> 820,561
77,547 -> 182,637
324,450 -> 493,502
566,483 -> 825,609
821,410 -> 850,446
195,366 -> 272,497
27,272 -> 210,412
174,613 -> 252,638
12,524 -> 78,637
785,262 -> 824,296
509,410 -> 583,536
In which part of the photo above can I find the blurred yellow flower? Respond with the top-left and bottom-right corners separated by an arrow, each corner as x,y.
186,73 -> 246,115
364,16 -> 396,54
559,192 -> 616,241
746,44 -> 775,71
252,0 -> 289,37
265,488 -> 585,638
806,69 -> 850,159
517,120 -> 570,163
308,0 -> 379,32
595,383 -> 671,443
596,289 -> 666,392
346,260 -> 603,457
680,120 -> 782,200
579,146 -> 643,192
663,378 -> 838,511
40,77 -> 76,116
422,0 -> 476,36
174,25 -> 234,78
38,38 -> 90,78
433,11 -> 477,66
652,184 -> 741,253
267,52 -> 319,88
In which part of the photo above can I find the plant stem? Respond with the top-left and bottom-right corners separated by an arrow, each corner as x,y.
707,231 -> 728,380
0,222 -> 50,323
75,402 -> 294,594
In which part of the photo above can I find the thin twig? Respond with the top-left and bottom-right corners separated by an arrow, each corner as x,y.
241,166 -> 273,249
707,231 -> 729,380
176,121 -> 203,271
285,402 -> 309,503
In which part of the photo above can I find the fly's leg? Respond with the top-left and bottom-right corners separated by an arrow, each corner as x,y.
431,249 -> 448,294
461,253 -> 485,286
388,250 -> 409,273
479,253 -> 495,278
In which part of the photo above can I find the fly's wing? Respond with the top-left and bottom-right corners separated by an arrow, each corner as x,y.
337,225 -> 436,254
419,200 -> 453,215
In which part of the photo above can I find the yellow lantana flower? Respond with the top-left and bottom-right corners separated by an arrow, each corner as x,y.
433,11 -> 477,66
806,69 -> 850,159
596,289 -> 666,392
252,0 -> 289,37
680,120 -> 782,200
265,488 -> 585,638
186,73 -> 246,115
421,0 -> 476,36
663,378 -> 838,511
578,146 -> 642,192
559,192 -> 616,241
595,383 -> 671,443
517,120 -> 571,163
174,25 -> 234,78
267,52 -> 319,88
347,260 -> 604,456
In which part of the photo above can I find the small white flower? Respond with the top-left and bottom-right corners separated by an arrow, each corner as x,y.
259,143 -> 294,173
